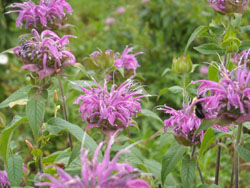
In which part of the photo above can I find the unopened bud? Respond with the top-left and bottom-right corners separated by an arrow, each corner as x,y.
25,140 -> 34,150
54,90 -> 58,103
222,27 -> 241,53
172,56 -> 193,74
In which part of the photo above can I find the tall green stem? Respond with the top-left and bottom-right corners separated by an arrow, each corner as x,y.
57,75 -> 73,151
215,139 -> 222,185
233,124 -> 242,188
182,74 -> 188,104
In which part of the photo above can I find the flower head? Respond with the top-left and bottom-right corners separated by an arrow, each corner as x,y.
200,65 -> 209,76
114,46 -> 143,75
105,17 -> 116,25
74,79 -> 147,134
207,0 -> 249,14
6,0 -> 72,30
116,7 -> 126,15
193,64 -> 250,124
14,29 -> 75,80
0,171 -> 10,188
36,134 -> 151,188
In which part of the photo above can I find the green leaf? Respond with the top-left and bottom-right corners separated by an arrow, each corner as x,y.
26,94 -> 45,142
158,88 -> 169,100
243,122 -> 250,130
0,116 -> 28,167
181,155 -> 196,188
208,62 -> 220,82
0,112 -> 6,129
7,155 -> 23,187
185,26 -> 208,54
199,128 -> 216,159
196,185 -> 210,188
239,40 -> 250,51
161,68 -> 171,77
238,145 -> 250,162
161,144 -> 186,185
0,85 -> 32,108
210,185 -> 221,188
194,43 -> 225,55
144,159 -> 161,180
195,119 -> 217,133
0,48 -> 14,55
140,109 -> 163,123
47,118 -> 101,159
67,144 -> 81,167
168,86 -> 183,93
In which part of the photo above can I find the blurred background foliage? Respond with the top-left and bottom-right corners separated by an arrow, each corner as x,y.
1,0 -> 250,187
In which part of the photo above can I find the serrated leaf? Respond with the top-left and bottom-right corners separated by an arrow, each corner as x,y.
144,159 -> 161,180
181,155 -> 196,188
199,128 -> 216,159
194,43 -> 225,55
0,85 -> 32,108
7,155 -> 23,187
0,116 -> 28,167
47,118 -> 101,159
26,95 -> 45,142
161,145 -> 186,185
140,109 -> 163,123
185,26 -> 208,54
238,145 -> 250,162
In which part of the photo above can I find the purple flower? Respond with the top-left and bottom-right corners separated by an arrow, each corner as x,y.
193,64 -> 250,124
36,134 -> 151,188
116,7 -> 126,15
114,46 -> 143,75
207,0 -> 249,14
200,65 -> 209,76
74,78 -> 147,134
105,17 -> 116,25
14,29 -> 75,80
6,0 -> 72,30
0,171 -> 10,188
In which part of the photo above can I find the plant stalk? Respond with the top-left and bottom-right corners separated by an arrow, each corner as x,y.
57,74 -> 73,151
197,161 -> 205,184
215,139 -> 222,185
233,124 -> 242,188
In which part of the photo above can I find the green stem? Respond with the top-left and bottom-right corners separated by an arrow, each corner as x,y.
182,74 -> 188,104
57,74 -> 73,151
197,161 -> 205,184
215,139 -> 222,185
233,124 -> 242,188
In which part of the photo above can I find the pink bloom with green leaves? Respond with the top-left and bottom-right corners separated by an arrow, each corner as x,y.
6,0 -> 72,30
14,29 -> 75,80
36,134 -> 151,188
74,78 -> 147,134
0,171 -> 10,188
114,46 -> 143,75
105,17 -> 115,25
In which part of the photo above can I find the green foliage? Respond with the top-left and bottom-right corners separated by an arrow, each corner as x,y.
7,155 -> 23,187
181,155 -> 196,188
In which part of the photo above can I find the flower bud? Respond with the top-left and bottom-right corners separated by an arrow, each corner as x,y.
53,90 -> 58,103
25,140 -> 34,150
172,56 -> 193,74
221,27 -> 241,53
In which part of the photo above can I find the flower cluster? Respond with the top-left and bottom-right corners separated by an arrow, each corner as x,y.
193,64 -> 250,124
74,78 -> 147,134
14,29 -> 75,79
0,171 -> 10,188
207,0 -> 249,14
36,134 -> 151,188
114,46 -> 143,75
6,0 -> 72,30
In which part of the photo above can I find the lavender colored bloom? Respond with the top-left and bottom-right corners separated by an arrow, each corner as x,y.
36,134 -> 151,188
200,65 -> 209,76
14,29 -> 75,80
116,7 -> 126,14
74,78 -> 147,134
105,17 -> 116,25
114,46 -> 143,75
0,171 -> 10,188
193,64 -> 250,124
207,0 -> 249,14
6,0 -> 72,30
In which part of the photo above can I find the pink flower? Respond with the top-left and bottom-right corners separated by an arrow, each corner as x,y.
6,0 -> 72,30
114,46 -> 143,75
105,17 -> 116,25
200,65 -> 209,76
0,171 -> 10,188
14,29 -> 75,80
74,78 -> 147,134
141,0 -> 150,4
116,7 -> 126,14
207,0 -> 249,14
36,133 -> 151,188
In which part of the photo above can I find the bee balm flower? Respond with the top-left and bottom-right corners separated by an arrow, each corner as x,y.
36,134 -> 151,188
6,0 -> 72,30
0,171 -> 10,188
14,29 -> 75,80
208,0 -> 249,14
74,79 -> 147,134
